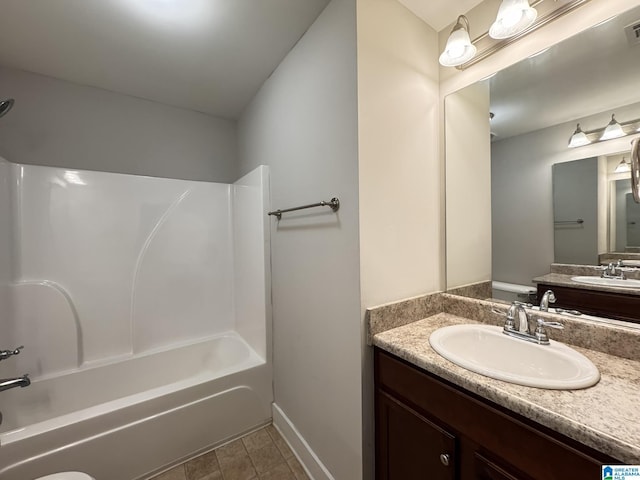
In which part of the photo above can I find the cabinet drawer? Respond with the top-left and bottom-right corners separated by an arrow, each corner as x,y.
375,348 -> 615,479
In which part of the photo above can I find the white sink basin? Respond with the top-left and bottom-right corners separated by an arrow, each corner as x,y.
571,276 -> 640,288
429,324 -> 599,389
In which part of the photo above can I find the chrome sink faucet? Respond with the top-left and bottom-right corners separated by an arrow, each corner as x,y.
502,301 -> 563,345
507,303 -> 530,333
601,260 -> 626,280
0,374 -> 30,392
539,290 -> 556,312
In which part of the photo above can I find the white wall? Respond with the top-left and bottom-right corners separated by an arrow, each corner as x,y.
356,1 -> 440,476
237,0 -> 362,478
491,107 -> 640,286
445,81 -> 491,288
0,67 -> 237,182
357,0 -> 441,307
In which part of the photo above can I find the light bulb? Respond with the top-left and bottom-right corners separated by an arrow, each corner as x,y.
600,114 -> 625,141
568,124 -> 590,148
439,16 -> 477,67
489,0 -> 537,40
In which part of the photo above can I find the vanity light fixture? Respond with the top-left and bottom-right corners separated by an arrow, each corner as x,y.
568,124 -> 590,148
600,114 -> 625,141
439,15 -> 477,67
614,157 -> 631,174
568,114 -> 640,148
489,0 -> 538,39
444,0 -> 590,70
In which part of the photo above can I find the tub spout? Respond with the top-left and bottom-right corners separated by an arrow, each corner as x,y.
0,374 -> 31,392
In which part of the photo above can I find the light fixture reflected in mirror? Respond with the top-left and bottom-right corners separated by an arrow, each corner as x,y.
568,124 -> 589,148
568,114 -> 640,148
614,157 -> 631,174
489,0 -> 538,39
600,114 -> 625,140
439,15 -> 477,67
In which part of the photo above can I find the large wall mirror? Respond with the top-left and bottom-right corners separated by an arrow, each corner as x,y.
445,4 -> 640,308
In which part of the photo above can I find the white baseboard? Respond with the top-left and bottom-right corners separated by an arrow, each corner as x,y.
272,403 -> 335,480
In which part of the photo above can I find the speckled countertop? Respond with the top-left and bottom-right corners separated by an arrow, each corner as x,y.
373,312 -> 640,464
534,273 -> 640,296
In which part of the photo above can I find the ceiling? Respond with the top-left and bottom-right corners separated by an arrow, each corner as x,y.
0,0 -> 330,119
397,0 -> 484,31
489,5 -> 640,140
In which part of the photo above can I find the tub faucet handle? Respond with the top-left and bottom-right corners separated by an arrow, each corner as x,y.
0,346 -> 24,362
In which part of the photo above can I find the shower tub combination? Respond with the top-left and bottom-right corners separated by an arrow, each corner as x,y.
0,161 -> 272,479
0,334 -> 271,480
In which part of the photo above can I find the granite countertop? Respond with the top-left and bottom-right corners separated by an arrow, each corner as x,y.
534,272 -> 640,296
373,312 -> 640,464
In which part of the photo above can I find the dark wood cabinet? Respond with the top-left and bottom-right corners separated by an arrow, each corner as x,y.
471,452 -> 533,480
377,390 -> 456,480
375,348 -> 617,480
536,283 -> 640,324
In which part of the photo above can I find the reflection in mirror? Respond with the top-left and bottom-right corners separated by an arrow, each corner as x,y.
552,157 -> 598,266
612,177 -> 640,252
445,4 -> 640,325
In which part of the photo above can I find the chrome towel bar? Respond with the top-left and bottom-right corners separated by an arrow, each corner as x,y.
554,219 -> 584,225
268,197 -> 340,219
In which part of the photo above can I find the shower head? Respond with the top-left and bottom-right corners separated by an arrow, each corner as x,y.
0,99 -> 14,118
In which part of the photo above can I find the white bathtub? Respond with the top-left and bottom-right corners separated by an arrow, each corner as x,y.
0,333 -> 272,480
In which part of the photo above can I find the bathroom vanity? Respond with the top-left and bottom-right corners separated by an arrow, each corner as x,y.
375,349 -> 614,479
370,300 -> 640,480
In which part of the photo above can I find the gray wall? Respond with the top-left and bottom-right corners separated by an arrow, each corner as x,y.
237,0 -> 362,477
0,67 -> 237,182
492,127 -> 558,287
615,180 -> 629,251
552,158 -> 598,265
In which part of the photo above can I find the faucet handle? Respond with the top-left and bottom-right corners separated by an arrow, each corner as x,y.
537,319 -> 564,330
534,319 -> 564,344
513,301 -> 533,308
0,346 -> 24,362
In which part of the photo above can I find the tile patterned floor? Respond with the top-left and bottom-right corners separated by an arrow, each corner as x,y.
151,424 -> 310,480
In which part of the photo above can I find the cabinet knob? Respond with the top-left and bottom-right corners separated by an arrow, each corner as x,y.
439,453 -> 450,467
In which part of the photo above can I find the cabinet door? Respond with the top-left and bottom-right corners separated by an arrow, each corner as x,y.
376,391 -> 456,480
473,452 -> 533,480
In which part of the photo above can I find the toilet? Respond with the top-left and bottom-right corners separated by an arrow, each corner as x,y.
492,280 -> 537,303
35,473 -> 95,480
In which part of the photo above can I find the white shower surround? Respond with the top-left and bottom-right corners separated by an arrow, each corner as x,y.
1,161 -> 269,377
0,159 -> 272,478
